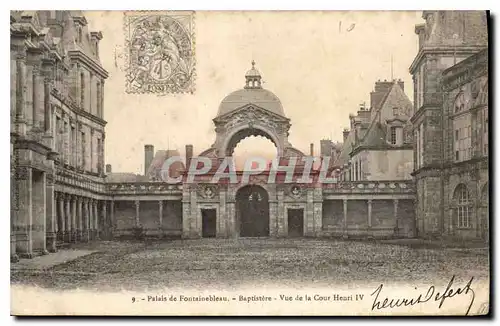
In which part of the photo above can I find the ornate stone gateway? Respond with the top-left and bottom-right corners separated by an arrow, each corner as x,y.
180,62 -> 324,239
236,185 -> 270,237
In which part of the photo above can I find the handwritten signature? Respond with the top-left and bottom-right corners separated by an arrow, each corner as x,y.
371,275 -> 475,315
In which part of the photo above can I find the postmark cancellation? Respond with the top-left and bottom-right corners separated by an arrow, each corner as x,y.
124,11 -> 196,94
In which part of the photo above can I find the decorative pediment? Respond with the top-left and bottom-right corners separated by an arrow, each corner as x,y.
214,104 -> 291,136
385,117 -> 407,125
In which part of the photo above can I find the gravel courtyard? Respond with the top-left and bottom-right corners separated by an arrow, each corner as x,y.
11,238 -> 489,291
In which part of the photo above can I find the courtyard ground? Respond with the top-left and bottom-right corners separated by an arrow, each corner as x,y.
11,238 -> 489,291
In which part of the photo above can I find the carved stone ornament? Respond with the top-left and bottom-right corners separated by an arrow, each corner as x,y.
289,185 -> 303,199
198,184 -> 218,199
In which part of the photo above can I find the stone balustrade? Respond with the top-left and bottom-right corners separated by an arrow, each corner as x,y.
106,182 -> 183,195
322,180 -> 415,195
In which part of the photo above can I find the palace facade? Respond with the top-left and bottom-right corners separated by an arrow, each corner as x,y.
409,11 -> 489,241
10,10 -> 488,262
10,11 -> 109,261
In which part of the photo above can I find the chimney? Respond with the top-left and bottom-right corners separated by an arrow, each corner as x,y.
320,139 -> 332,157
349,114 -> 355,129
144,144 -> 154,176
310,143 -> 314,156
343,128 -> 350,141
185,144 -> 193,168
371,80 -> 393,110
397,79 -> 404,92
105,164 -> 112,173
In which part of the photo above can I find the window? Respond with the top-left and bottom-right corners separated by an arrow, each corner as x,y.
390,127 -> 398,145
455,184 -> 471,228
453,115 -> 472,162
392,107 -> 399,116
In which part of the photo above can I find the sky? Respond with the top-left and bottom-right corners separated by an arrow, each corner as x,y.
85,11 -> 424,174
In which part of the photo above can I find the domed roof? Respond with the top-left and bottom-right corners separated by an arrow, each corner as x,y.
218,88 -> 285,117
217,61 -> 285,117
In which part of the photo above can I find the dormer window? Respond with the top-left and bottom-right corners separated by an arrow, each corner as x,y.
393,107 -> 399,116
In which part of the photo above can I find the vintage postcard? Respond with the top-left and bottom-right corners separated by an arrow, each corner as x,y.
10,10 -> 490,316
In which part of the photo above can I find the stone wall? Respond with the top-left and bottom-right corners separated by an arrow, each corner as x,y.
115,201 -> 136,232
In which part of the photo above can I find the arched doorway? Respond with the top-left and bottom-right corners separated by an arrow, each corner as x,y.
236,185 -> 270,237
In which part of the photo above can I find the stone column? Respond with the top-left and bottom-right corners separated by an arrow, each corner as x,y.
218,189 -> 227,238
88,198 -> 94,241
181,187 -> 191,239
102,201 -> 107,240
367,199 -> 373,228
305,189 -> 314,237
77,197 -> 83,241
343,199 -> 348,238
110,200 -> 115,238
277,189 -> 285,237
43,76 -> 51,132
100,80 -> 105,118
158,200 -> 163,237
64,194 -> 72,243
135,200 -> 140,228
313,202 -> 323,237
82,198 -> 89,242
32,66 -> 43,129
227,202 -> 236,238
94,200 -> 99,239
31,171 -> 47,255
393,199 -> 399,236
11,166 -> 18,261
15,166 -> 33,258
15,51 -> 27,136
71,196 -> 78,243
45,174 -> 57,252
269,200 -> 278,238
189,190 -> 199,238
58,192 -> 65,242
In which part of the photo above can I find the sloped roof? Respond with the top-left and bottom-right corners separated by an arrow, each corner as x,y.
334,129 -> 356,167
359,121 -> 388,148
357,82 -> 412,148
147,149 -> 186,181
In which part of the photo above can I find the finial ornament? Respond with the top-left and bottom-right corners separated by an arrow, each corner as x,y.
251,60 -> 255,68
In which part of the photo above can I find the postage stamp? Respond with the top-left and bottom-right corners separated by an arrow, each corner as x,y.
123,11 -> 196,94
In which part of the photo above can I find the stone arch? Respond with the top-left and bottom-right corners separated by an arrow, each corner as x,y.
221,124 -> 283,158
